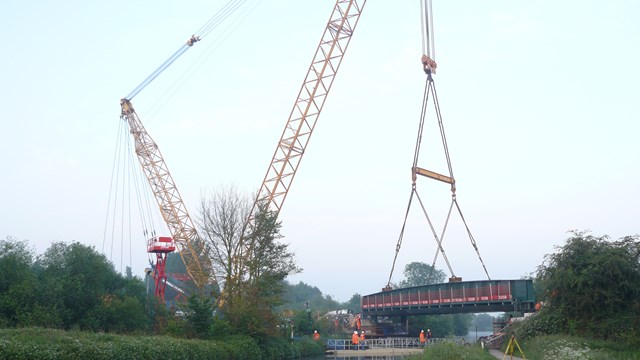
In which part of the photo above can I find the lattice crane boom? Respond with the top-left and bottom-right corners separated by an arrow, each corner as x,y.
120,99 -> 212,289
248,0 -> 367,224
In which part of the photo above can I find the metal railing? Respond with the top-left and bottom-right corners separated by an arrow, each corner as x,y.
326,337 -> 468,350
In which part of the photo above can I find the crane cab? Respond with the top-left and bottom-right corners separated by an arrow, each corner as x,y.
147,236 -> 176,253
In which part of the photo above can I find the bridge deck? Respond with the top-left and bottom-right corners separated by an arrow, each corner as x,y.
361,279 -> 535,316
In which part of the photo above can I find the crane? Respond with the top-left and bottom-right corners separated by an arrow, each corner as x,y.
120,98 -> 212,296
236,0 -> 367,283
117,1 -> 255,301
119,0 -> 367,304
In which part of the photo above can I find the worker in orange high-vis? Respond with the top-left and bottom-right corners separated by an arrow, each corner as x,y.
419,329 -> 426,347
351,330 -> 360,350
359,330 -> 366,350
313,330 -> 320,341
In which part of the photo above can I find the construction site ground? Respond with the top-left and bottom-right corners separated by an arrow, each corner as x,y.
489,348 -> 525,360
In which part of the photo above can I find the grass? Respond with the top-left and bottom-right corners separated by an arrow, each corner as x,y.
407,342 -> 496,360
404,334 -> 640,360
520,334 -> 640,360
0,327 -> 262,360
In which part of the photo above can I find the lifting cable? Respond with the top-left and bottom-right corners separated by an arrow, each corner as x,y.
102,120 -> 164,272
141,0 -> 261,124
125,0 -> 252,100
387,74 -> 456,286
387,0 -> 490,287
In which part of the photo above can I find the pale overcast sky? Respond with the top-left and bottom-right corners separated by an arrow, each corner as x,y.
1,0 -> 639,302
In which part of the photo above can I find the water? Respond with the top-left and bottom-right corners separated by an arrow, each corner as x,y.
308,356 -> 412,360
464,330 -> 494,343
304,331 -> 496,359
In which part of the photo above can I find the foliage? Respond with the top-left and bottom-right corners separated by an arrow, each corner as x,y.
278,281 -> 343,325
399,262 -> 446,287
0,236 -> 37,327
197,188 -> 301,338
0,237 -> 148,333
472,313 -> 494,332
208,315 -> 234,339
0,327 -> 261,360
396,262 -> 472,337
280,281 -> 325,308
344,293 -> 362,313
509,309 -> 565,342
289,336 -> 324,358
185,295 -> 214,338
409,314 -> 463,338
535,231 -> 640,340
292,308 -> 314,336
453,313 -> 473,336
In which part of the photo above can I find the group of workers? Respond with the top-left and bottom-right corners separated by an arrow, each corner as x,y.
312,327 -> 432,349
419,329 -> 433,346
351,330 -> 366,350
313,329 -> 366,350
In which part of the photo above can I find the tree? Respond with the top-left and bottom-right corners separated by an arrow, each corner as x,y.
34,241 -> 148,332
280,281 -> 341,315
399,262 -> 446,288
198,185 -> 250,295
0,236 -> 37,327
185,295 -> 214,338
292,308 -> 314,336
397,262 -> 473,337
197,187 -> 301,337
453,313 -> 473,336
36,241 -> 122,328
536,231 -> 640,339
473,313 -> 494,331
344,294 -> 361,314
245,205 -> 301,286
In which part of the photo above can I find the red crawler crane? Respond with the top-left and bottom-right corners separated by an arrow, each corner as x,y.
146,236 -> 176,303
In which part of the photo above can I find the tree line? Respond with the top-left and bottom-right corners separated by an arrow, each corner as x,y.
5,186 -> 636,350
0,237 -> 147,332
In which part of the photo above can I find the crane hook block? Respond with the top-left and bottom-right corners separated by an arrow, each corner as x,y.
421,54 -> 437,74
186,35 -> 201,46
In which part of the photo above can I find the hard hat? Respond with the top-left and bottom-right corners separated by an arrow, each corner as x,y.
314,330 -> 317,333
427,329 -> 430,331
362,331 -> 365,333
354,331 -> 358,334
421,330 -> 424,332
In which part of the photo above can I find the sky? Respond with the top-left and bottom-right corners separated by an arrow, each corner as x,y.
1,0 -> 639,303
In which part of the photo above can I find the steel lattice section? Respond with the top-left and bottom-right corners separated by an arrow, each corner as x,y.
122,101 -> 213,289
256,0 -> 366,218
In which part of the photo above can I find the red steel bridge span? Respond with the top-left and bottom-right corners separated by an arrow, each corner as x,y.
361,279 -> 536,316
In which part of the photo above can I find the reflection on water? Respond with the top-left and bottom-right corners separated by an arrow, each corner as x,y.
305,356 -> 412,360
304,331 -> 496,359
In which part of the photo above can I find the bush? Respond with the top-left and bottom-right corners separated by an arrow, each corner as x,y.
510,310 -> 564,342
0,327 -> 261,360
